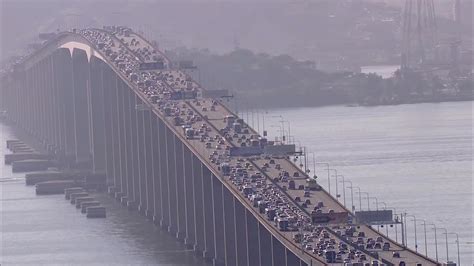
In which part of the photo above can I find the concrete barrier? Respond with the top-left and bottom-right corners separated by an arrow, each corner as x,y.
86,206 -> 106,218
70,192 -> 89,204
81,201 -> 101,213
6,140 -> 23,149
35,180 -> 76,195
65,187 -> 85,200
75,197 -> 95,208
5,153 -> 51,164
12,159 -> 53,173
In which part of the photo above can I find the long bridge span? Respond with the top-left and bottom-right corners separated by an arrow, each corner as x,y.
0,27 -> 441,266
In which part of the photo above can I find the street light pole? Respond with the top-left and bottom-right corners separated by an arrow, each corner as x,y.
342,180 -> 354,212
350,186 -> 362,211
416,219 -> 428,257
330,172 -> 339,200
357,192 -> 370,210
369,197 -> 379,210
439,228 -> 449,262
406,214 -> 418,252
446,232 -> 460,266
427,223 -> 439,262
328,169 -> 338,197
314,163 -> 330,194
337,175 -> 346,207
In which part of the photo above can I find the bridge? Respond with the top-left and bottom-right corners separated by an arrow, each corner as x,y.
0,27 -> 442,266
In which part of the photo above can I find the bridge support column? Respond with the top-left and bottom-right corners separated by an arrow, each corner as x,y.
212,176 -> 225,266
174,139 -> 186,241
129,93 -> 139,206
124,87 -> 135,204
89,57 -> 106,174
234,198 -> 249,266
165,128 -> 177,233
110,74 -> 122,198
183,146 -> 195,248
259,223 -> 273,266
152,115 -> 162,225
202,166 -> 215,261
222,185 -> 237,266
117,81 -> 131,206
192,155 -> 205,254
144,109 -> 154,219
71,49 -> 91,167
136,98 -> 146,212
157,118 -> 169,229
102,65 -> 115,189
272,235 -> 287,266
246,208 -> 261,266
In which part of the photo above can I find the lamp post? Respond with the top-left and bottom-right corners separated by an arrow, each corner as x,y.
349,186 -> 362,211
328,169 -> 338,197
328,170 -> 339,199
337,175 -> 347,207
281,120 -> 291,144
369,196 -> 379,210
438,227 -> 449,262
357,192 -> 370,210
314,162 -> 330,194
444,232 -> 460,266
379,202 -> 389,235
341,180 -> 354,212
427,223 -> 439,262
406,214 -> 418,252
416,219 -> 428,257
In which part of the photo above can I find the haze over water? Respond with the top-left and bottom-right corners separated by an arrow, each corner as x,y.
263,101 -> 473,265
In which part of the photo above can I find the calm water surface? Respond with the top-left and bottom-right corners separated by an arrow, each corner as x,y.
0,122 -> 208,265
262,101 -> 473,265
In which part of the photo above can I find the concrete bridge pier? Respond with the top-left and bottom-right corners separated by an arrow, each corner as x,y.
124,86 -> 135,204
56,48 -> 76,165
143,109 -> 154,219
259,223 -> 273,266
71,49 -> 91,168
136,98 -> 146,213
129,93 -> 139,206
211,176 -> 225,266
118,81 -> 132,209
192,156 -> 205,255
157,119 -> 169,229
102,65 -> 116,190
174,139 -> 186,241
165,128 -> 178,234
246,208 -> 261,266
271,235 -> 287,266
202,167 -> 216,262
152,115 -> 162,225
183,146 -> 196,248
234,198 -> 249,266
89,57 -> 106,174
222,185 -> 237,266
110,73 -> 122,199
117,80 -> 129,206
37,59 -> 47,145
42,57 -> 54,152
50,53 -> 61,156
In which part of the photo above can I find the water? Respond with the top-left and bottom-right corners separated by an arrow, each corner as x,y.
260,101 -> 473,265
0,122 -> 208,265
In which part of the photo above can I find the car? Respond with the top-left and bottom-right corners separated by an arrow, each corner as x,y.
392,252 -> 400,258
